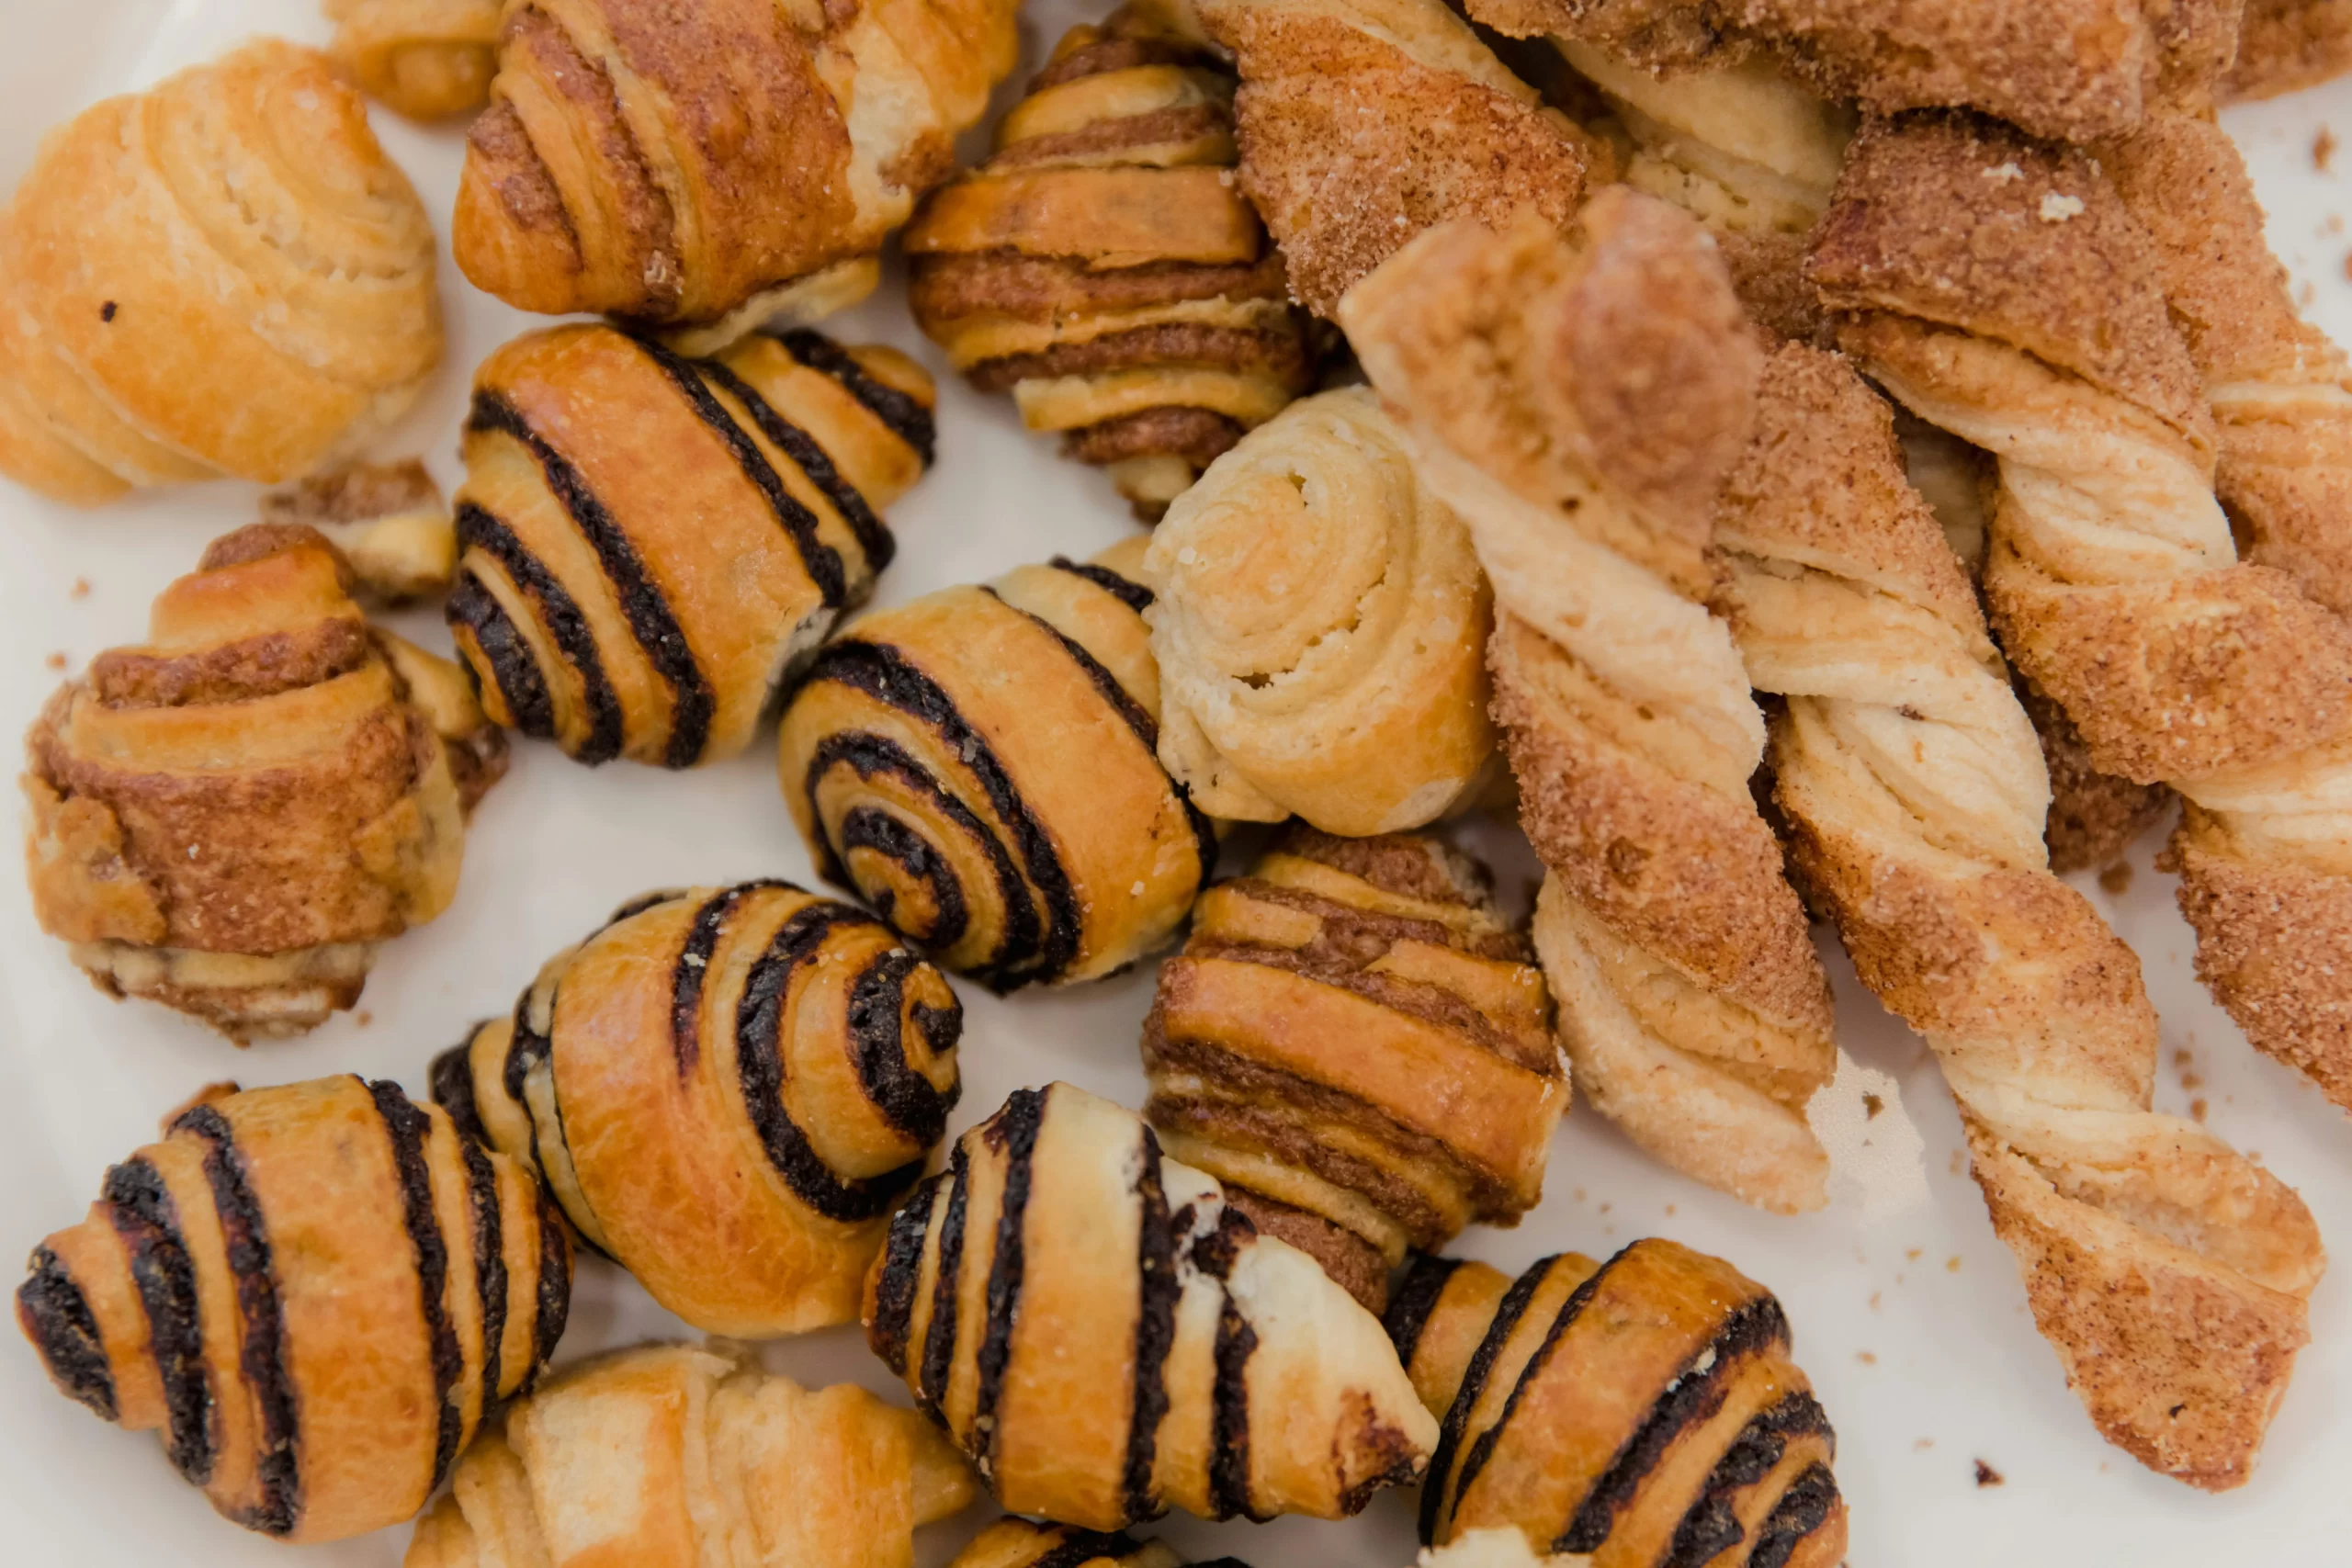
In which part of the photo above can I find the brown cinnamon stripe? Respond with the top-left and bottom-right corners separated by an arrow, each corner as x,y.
967,324 -> 1306,393
103,1157 -> 214,1484
1032,33 -> 1211,90
367,1079 -> 463,1493
90,618 -> 372,708
1067,406 -> 1247,468
986,105 -> 1233,174
910,253 -> 1289,330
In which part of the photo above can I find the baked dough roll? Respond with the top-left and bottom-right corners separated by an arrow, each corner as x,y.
1814,114 -> 2352,1112
432,883 -> 962,1338
24,525 -> 504,1041
0,40 -> 441,506
1720,345 -> 2324,1490
1385,1243 -> 1845,1567
866,1082 -> 1438,1529
17,1077 -> 571,1544
951,1517 -> 1254,1568
325,0 -> 502,119
1196,0 -> 1608,318
407,1343 -> 975,1568
1144,389 -> 1497,834
1143,829 -> 1560,1311
2225,0 -> 2352,98
1340,200 -> 1838,1213
454,0 -> 1021,344
907,6 -> 1319,520
778,540 -> 1216,989
449,324 -> 934,769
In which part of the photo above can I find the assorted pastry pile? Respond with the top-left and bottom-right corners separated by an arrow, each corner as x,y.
10,0 -> 2352,1560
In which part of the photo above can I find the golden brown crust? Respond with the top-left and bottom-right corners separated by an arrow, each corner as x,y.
2021,674 -> 2174,873
2223,0 -> 2352,98
18,1077 -> 569,1544
325,0 -> 502,119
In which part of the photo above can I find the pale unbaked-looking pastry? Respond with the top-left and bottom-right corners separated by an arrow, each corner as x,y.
2225,0 -> 2352,99
0,40 -> 442,505
1144,828 -> 1560,1310
907,5 -> 1320,519
18,1077 -> 571,1544
866,1082 -> 1438,1529
325,0 -> 502,119
434,883 -> 962,1338
449,323 -> 933,769
454,0 -> 1022,346
1341,199 -> 1838,1213
951,1516 -> 1254,1568
407,1344 -> 975,1568
778,540 -> 1216,989
24,525 -> 504,1041
1145,389 -> 1497,835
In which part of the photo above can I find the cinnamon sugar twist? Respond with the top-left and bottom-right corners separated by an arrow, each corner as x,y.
1814,113 -> 2352,1112
1717,344 -> 2324,1489
1340,197 -> 1838,1213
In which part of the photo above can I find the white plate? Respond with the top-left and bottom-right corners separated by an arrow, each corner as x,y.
6,3 -> 2352,1562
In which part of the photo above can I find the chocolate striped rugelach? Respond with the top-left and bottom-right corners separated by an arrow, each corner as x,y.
1142,828 -> 1561,1312
950,1515 -> 1255,1568
778,538 -> 1217,989
433,882 -> 961,1338
447,323 -> 934,769
15,1077 -> 570,1544
1387,1241 -> 1846,1568
865,1082 -> 1437,1530
905,2 -> 1317,520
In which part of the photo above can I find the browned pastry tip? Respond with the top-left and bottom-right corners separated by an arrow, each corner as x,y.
17,1076 -> 571,1544
325,0 -> 502,118
262,459 -> 457,604
2224,0 -> 2352,99
22,525 -> 499,1040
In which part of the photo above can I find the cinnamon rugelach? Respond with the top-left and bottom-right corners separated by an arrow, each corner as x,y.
2224,0 -> 2352,99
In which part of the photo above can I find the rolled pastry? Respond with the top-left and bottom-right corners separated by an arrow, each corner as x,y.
778,540 -> 1216,989
433,883 -> 962,1337
952,1517 -> 1254,1567
262,459 -> 458,605
407,1343 -> 975,1568
0,40 -> 441,505
448,324 -> 933,768
454,0 -> 1022,342
866,1081 -> 1438,1529
1145,388 -> 1497,835
2224,0 -> 2352,99
1387,1242 -> 1846,1566
1143,828 -> 1560,1310
324,0 -> 502,119
17,1077 -> 571,1544
24,525 -> 504,1041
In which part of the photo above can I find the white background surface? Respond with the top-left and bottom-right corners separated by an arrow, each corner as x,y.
5,2 -> 2352,1563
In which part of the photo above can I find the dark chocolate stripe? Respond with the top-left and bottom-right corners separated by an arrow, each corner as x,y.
917,1144 -> 973,1422
1555,1292 -> 1790,1555
447,570 -> 554,739
102,1158 -> 212,1483
736,903 -> 925,1220
633,339 -> 850,608
1384,1253 -> 1465,1371
430,1032 -> 492,1149
1049,554 -> 1154,614
1747,1462 -> 1841,1568
453,502 -> 622,762
526,1185 -> 571,1390
1208,1295 -> 1261,1521
801,639 -> 1080,983
1660,1393 -> 1829,1568
17,1247 -> 116,1420
1192,1561 -> 1255,1567
845,949 -> 960,1144
973,1088 -> 1046,1479
1419,1254 -> 1562,1543
1123,1124 -> 1180,1522
774,329 -> 937,465
609,888 -> 684,925
458,1132 -> 509,1420
1031,1530 -> 1150,1568
840,806 -> 972,953
469,392 -> 714,767
175,1106 -> 300,1535
672,883 -> 781,1077
367,1080 -> 463,1493
870,1177 -> 939,1375
699,354 -> 895,576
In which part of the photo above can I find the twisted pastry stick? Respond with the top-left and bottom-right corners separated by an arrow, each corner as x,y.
1144,828 -> 1560,1310
434,882 -> 961,1337
866,1082 -> 1438,1529
953,1517 -> 1252,1568
1718,344 -> 2324,1488
0,40 -> 440,504
778,540 -> 1216,989
1813,113 -> 2352,1111
1145,389 -> 1497,834
18,1077 -> 571,1543
2225,0 -> 2352,98
907,5 -> 1318,519
24,525 -> 503,1040
324,0 -> 501,118
456,0 -> 1020,340
1196,0 -> 1606,318
449,324 -> 933,769
1340,198 -> 1838,1213
408,1343 -> 975,1568
1385,1241 -> 1845,1565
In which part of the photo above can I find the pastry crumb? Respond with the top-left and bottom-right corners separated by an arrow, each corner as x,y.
1869,1291 -> 1882,1312
70,577 -> 90,599
356,1010 -> 373,1028
1856,1350 -> 1877,1365
1946,1255 -> 1962,1272
2319,126 -> 2340,171
1905,1247 -> 1922,1261
1915,1437 -> 1934,1450
1974,1460 -> 2004,1488
2191,1098 -> 2209,1122
1862,1090 -> 1884,1119
44,651 -> 66,671
2098,862 -> 2132,895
